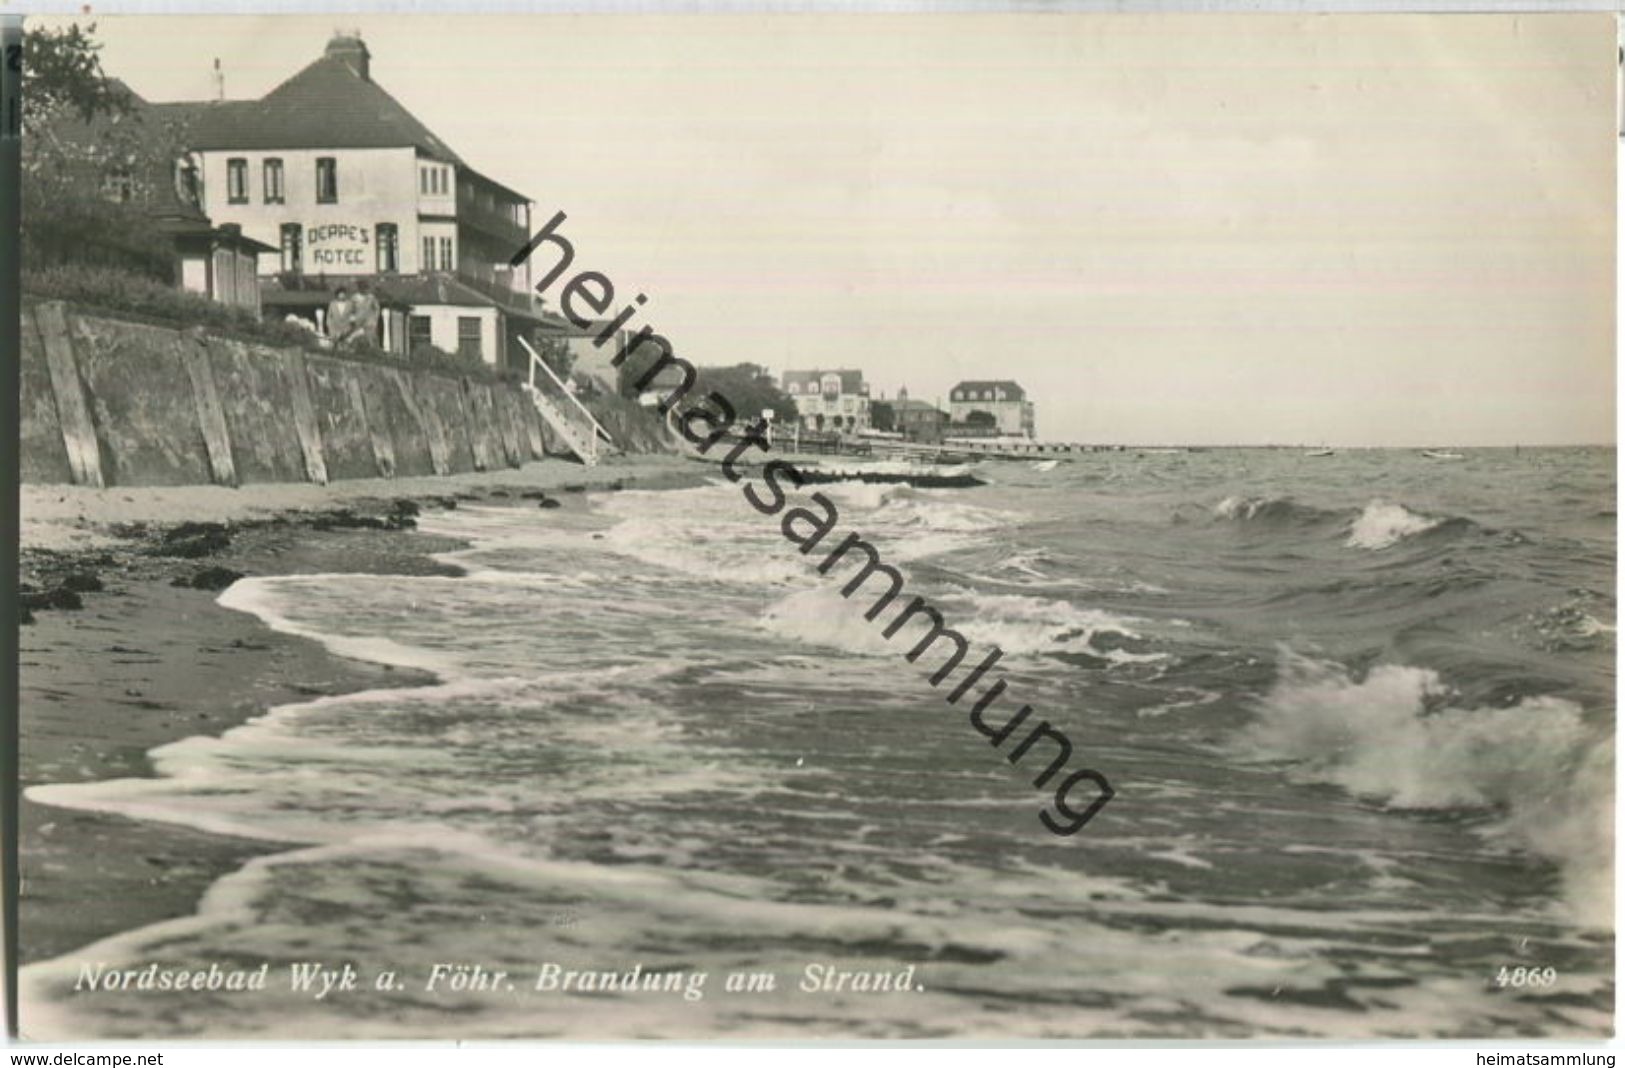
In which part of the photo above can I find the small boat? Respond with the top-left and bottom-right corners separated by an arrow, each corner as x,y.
1305,448 -> 1335,458
1422,450 -> 1465,461
1032,459 -> 1060,472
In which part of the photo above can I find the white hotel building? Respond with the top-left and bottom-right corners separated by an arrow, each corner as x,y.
781,369 -> 872,433
153,32 -> 549,367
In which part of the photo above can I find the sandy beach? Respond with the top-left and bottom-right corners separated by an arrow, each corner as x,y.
18,454 -> 703,964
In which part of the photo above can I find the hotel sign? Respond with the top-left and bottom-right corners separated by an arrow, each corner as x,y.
308,223 -> 372,268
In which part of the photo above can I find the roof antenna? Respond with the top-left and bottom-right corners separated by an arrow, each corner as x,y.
212,57 -> 224,101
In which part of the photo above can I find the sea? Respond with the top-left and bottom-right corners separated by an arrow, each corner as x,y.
22,446 -> 1616,1039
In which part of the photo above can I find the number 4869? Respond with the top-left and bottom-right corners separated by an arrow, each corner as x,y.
1496,966 -> 1557,988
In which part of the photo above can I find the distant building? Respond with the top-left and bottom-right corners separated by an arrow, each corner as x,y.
891,388 -> 949,444
782,369 -> 871,432
151,32 -> 546,366
948,379 -> 1035,438
541,319 -> 630,393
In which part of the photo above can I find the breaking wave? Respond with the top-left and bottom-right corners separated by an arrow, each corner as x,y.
1205,496 -> 1474,554
1242,649 -> 1613,927
1345,501 -> 1443,550
1211,495 -> 1333,525
957,592 -> 1167,663
759,586 -> 1165,667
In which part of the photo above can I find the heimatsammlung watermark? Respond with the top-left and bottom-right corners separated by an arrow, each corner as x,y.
510,212 -> 1115,835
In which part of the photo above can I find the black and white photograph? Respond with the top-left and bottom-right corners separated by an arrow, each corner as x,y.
6,8 -> 1617,1044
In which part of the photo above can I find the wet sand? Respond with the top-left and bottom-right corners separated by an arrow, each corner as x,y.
19,455 -> 703,964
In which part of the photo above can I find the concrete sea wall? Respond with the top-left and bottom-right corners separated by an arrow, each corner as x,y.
18,299 -> 581,488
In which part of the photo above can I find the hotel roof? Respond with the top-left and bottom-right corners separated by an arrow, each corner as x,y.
891,398 -> 945,413
153,58 -> 462,162
783,369 -> 868,394
951,380 -> 1027,401
148,37 -> 528,204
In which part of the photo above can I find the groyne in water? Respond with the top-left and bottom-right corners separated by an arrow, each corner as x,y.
19,299 -> 666,488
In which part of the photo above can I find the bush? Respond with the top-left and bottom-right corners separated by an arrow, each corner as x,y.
25,263 -> 312,345
21,196 -> 180,283
22,263 -> 511,384
406,339 -> 510,382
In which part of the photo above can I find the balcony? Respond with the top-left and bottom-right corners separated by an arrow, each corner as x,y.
456,267 -> 539,318
456,187 -> 527,247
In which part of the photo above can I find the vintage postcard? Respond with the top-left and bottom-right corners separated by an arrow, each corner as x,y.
8,9 -> 1616,1043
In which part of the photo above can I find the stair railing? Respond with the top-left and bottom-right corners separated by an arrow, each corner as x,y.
517,337 -> 613,443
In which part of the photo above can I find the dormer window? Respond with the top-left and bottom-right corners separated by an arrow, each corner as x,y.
102,170 -> 134,203
174,158 -> 201,208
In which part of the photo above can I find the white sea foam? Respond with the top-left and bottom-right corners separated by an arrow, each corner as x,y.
1345,500 -> 1442,550
870,493 -> 1008,534
812,480 -> 917,511
759,585 -> 899,657
218,576 -> 464,675
600,514 -> 809,586
959,592 -> 1167,662
1213,495 -> 1278,521
28,827 -> 1592,1041
759,585 -> 1165,667
1243,649 -> 1613,927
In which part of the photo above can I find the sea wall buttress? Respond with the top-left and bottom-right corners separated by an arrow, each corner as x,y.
16,299 -> 620,489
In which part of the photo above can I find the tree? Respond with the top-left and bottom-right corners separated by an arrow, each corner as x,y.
21,23 -> 186,279
964,409 -> 997,428
536,338 -> 575,383
22,23 -> 133,129
691,363 -> 799,425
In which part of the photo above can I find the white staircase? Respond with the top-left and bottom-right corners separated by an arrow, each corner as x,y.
516,336 -> 613,467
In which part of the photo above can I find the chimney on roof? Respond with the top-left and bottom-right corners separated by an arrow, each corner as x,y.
325,31 -> 371,82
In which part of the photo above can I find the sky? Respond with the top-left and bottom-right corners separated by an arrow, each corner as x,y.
52,12 -> 1617,445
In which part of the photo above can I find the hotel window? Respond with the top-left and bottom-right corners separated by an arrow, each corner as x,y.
408,315 -> 433,353
420,165 -> 449,195
315,157 -> 338,203
226,158 -> 248,203
280,223 -> 302,272
263,158 -> 284,204
422,237 -> 435,272
376,224 -> 399,273
457,316 -> 482,359
438,236 -> 454,271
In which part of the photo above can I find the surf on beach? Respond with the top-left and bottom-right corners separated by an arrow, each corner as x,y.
16,446 -> 1615,1040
